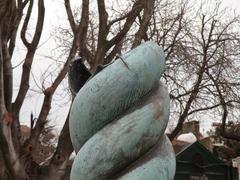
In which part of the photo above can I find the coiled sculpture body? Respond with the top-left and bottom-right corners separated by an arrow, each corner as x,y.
69,41 -> 176,180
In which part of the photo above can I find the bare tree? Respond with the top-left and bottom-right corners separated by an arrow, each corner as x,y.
76,0 -> 240,141
0,0 -> 155,179
55,0 -> 240,143
1,0 -> 240,179
1,0 -> 45,179
150,1 -> 240,140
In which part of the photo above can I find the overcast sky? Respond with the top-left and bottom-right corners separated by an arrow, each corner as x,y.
13,0 -> 240,134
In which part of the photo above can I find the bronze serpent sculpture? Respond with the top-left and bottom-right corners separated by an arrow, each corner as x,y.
69,41 -> 176,180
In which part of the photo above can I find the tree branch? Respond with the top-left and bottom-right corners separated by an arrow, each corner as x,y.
20,0 -> 32,47
13,0 -> 45,115
132,0 -> 154,48
107,0 -> 144,49
41,113 -> 73,179
77,0 -> 90,54
64,0 -> 77,33
206,69 -> 240,141
97,0 -> 109,43
169,57 -> 207,140
27,16 -> 83,155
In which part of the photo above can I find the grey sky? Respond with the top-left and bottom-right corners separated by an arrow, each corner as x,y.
13,0 -> 240,133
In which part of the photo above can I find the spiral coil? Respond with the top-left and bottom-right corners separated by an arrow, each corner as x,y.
69,41 -> 176,180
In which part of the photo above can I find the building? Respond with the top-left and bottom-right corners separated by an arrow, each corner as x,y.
179,120 -> 203,140
232,157 -> 240,180
174,141 -> 238,180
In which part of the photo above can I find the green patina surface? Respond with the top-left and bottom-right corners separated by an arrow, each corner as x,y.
69,41 -> 176,180
69,41 -> 165,152
70,83 -> 171,179
118,135 -> 176,180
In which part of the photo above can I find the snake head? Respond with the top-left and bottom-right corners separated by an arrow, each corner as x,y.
68,57 -> 92,96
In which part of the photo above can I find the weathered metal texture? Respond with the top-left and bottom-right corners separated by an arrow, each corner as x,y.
69,41 -> 176,180
70,82 -> 172,179
69,41 -> 165,152
117,135 -> 176,180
